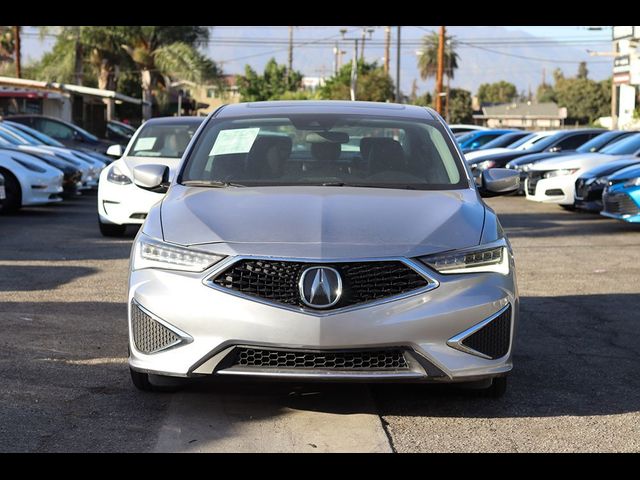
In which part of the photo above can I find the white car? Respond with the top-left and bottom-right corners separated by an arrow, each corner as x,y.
464,130 -> 560,162
0,150 -> 63,213
525,133 -> 640,206
97,116 -> 204,236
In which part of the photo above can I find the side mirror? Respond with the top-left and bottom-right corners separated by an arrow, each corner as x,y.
548,146 -> 561,153
133,164 -> 170,193
470,141 -> 481,149
106,144 -> 124,157
478,168 -> 520,197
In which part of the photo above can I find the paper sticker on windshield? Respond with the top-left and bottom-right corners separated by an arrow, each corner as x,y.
210,128 -> 260,156
135,137 -> 156,150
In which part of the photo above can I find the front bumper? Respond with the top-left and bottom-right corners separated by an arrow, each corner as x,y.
22,177 -> 64,206
98,173 -> 164,225
128,255 -> 518,383
525,174 -> 577,205
600,187 -> 640,223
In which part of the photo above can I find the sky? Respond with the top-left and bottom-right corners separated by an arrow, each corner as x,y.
17,26 -> 614,95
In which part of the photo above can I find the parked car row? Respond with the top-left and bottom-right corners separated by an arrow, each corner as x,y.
0,118 -> 114,214
459,127 -> 640,224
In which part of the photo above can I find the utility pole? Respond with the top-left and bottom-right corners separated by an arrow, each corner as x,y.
13,26 -> 21,78
395,26 -> 401,103
351,39 -> 358,101
384,26 -> 391,75
74,27 -> 83,85
435,26 -> 446,115
333,42 -> 339,75
360,27 -> 374,62
288,26 -> 294,77
445,39 -> 451,122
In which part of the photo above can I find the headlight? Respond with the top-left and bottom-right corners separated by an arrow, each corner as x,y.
418,242 -> 509,275
623,177 -> 640,188
132,235 -> 225,272
543,168 -> 579,179
107,164 -> 132,185
475,160 -> 496,170
594,176 -> 609,186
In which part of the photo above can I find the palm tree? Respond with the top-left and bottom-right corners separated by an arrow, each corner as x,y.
417,32 -> 459,81
118,26 -> 221,119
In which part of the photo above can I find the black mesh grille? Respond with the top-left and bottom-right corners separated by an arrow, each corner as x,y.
131,303 -> 180,354
526,171 -> 545,196
211,259 -> 429,309
233,347 -> 408,370
603,193 -> 640,216
462,306 -> 512,359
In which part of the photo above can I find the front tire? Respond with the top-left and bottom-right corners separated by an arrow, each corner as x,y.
130,368 -> 184,393
484,376 -> 508,398
99,218 -> 126,237
0,170 -> 22,214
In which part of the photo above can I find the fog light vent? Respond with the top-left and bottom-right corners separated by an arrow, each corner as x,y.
131,302 -> 181,354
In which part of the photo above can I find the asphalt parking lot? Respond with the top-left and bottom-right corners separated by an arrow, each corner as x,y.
1,193 -> 639,452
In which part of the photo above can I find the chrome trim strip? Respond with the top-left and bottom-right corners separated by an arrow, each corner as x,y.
216,369 -> 426,380
446,303 -> 512,360
130,299 -> 193,355
201,255 -> 440,317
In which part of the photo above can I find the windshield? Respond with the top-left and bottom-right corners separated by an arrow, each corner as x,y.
108,121 -> 135,137
479,132 -> 523,149
129,123 -> 200,158
505,132 -> 537,149
7,122 -> 65,147
600,133 -> 640,155
180,114 -> 467,190
576,132 -> 621,153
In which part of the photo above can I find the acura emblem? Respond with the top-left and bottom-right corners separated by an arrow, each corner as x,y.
299,266 -> 342,309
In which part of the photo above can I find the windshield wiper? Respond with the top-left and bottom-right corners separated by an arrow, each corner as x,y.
181,180 -> 246,188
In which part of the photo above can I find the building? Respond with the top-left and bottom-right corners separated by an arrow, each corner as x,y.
0,76 -> 147,136
172,75 -> 241,116
473,102 -> 567,130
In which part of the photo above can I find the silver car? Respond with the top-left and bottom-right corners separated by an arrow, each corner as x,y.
127,101 -> 520,397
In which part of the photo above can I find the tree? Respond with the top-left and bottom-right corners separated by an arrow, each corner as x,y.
411,92 -> 433,107
0,26 -> 15,64
237,58 -> 303,101
417,32 -> 459,81
447,88 -> 473,123
319,61 -> 394,102
536,83 -> 556,103
539,68 -> 611,124
477,81 -> 517,105
577,61 -> 589,79
119,26 -> 221,119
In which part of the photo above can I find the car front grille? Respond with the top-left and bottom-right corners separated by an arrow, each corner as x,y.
603,192 -> 640,216
211,259 -> 430,310
232,347 -> 409,371
526,171 -> 546,196
461,305 -> 512,359
130,302 -> 180,354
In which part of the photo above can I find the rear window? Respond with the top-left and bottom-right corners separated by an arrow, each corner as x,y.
180,114 -> 467,190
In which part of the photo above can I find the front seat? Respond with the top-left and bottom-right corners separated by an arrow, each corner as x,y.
360,137 -> 407,177
246,136 -> 292,179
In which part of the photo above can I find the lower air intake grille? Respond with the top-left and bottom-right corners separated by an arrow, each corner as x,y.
603,193 -> 640,216
233,347 -> 408,370
462,306 -> 512,359
131,302 -> 180,354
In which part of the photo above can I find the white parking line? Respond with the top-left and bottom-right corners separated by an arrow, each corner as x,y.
155,383 -> 392,453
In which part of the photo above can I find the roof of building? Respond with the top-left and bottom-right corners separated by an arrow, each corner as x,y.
478,102 -> 564,118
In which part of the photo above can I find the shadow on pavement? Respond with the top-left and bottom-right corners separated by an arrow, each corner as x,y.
0,265 -> 98,292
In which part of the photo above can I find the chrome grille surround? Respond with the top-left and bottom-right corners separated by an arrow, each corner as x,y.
203,255 -> 439,316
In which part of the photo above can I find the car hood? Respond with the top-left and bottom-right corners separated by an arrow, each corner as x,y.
160,185 -> 486,258
508,151 -> 569,167
529,153 -> 616,171
121,156 -> 184,180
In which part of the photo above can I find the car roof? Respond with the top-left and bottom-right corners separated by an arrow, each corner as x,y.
214,101 -> 437,120
141,116 -> 205,126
